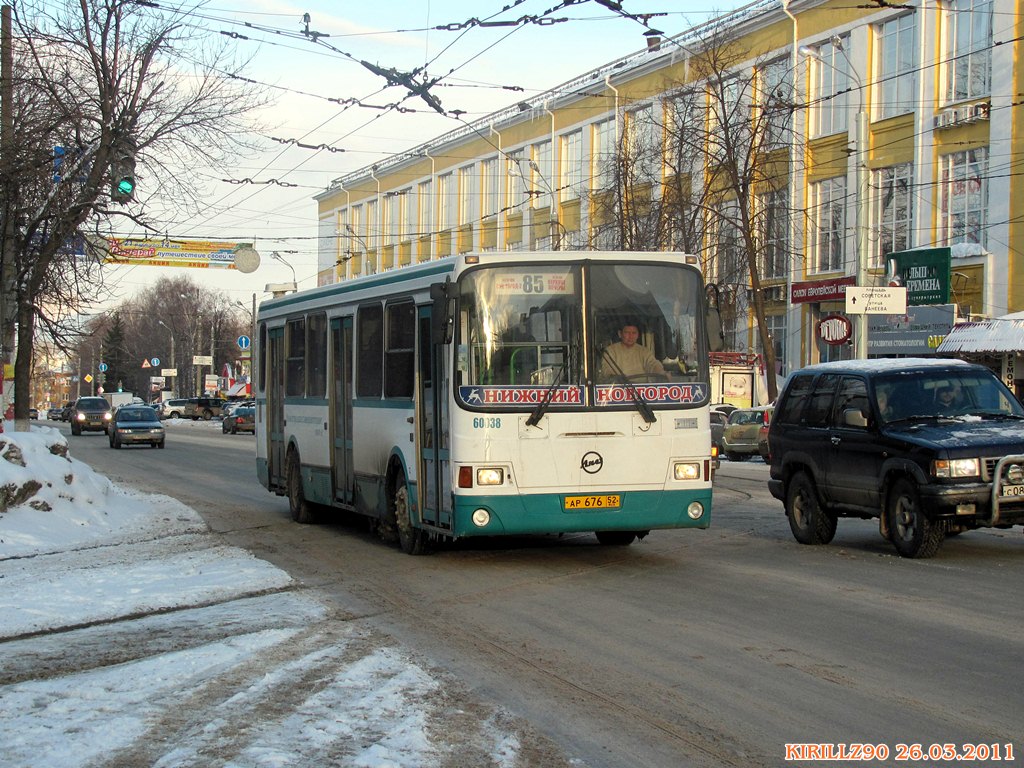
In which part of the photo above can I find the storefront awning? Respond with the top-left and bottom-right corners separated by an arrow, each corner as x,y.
936,312 -> 1024,354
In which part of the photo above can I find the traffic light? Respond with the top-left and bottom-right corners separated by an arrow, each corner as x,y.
110,139 -> 137,203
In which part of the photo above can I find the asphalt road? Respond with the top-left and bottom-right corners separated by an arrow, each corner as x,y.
64,419 -> 1024,768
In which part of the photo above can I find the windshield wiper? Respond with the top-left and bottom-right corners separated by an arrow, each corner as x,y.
600,350 -> 656,424
526,363 -> 566,427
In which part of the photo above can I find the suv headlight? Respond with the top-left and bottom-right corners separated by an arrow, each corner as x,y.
933,458 -> 980,478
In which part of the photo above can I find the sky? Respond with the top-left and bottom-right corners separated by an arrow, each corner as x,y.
0,421 -> 569,766
100,0 -> 733,306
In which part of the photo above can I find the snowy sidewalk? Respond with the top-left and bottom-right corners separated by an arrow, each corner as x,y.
0,427 -> 563,767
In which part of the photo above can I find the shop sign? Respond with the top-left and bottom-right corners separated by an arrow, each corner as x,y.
886,248 -> 951,305
867,304 -> 957,355
791,275 -> 856,305
818,314 -> 852,346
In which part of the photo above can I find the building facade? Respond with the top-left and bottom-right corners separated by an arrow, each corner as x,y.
315,0 -> 1023,375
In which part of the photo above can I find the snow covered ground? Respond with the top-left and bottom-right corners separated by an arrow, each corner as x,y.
0,425 -> 575,767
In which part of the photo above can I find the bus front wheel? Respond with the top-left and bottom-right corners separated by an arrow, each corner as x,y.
287,452 -> 316,524
393,478 -> 428,555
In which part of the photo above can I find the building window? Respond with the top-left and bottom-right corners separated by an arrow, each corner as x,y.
939,147 -> 988,246
401,188 -> 414,240
365,198 -> 378,251
437,173 -> 454,231
560,131 -> 582,201
383,193 -> 397,247
712,200 -> 744,286
808,37 -> 850,138
760,58 -> 793,149
417,180 -> 432,239
592,118 -> 617,189
458,164 -> 477,226
809,176 -> 846,273
506,150 -> 529,212
764,313 -> 787,375
482,157 -> 500,217
872,163 -> 913,264
946,0 -> 992,102
532,140 -> 552,209
627,105 -> 659,182
876,14 -> 917,119
759,186 -> 789,279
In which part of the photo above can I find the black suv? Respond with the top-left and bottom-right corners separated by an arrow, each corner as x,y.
69,396 -> 113,436
768,358 -> 1024,558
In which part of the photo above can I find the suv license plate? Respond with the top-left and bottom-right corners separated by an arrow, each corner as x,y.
1001,484 -> 1024,497
564,495 -> 621,510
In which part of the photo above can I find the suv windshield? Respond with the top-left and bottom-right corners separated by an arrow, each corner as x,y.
76,398 -> 108,409
455,260 -> 707,410
875,370 -> 1024,423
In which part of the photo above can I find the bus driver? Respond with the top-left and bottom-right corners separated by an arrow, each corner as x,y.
600,322 -> 666,382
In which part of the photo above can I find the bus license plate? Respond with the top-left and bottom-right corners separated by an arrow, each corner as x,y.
565,494 -> 621,510
1002,484 -> 1024,497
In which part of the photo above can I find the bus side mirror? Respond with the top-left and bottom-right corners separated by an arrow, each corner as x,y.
430,280 -> 454,345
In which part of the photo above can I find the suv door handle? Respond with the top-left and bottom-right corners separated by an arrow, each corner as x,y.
831,436 -> 841,446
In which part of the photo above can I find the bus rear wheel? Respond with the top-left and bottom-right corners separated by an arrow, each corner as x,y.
287,452 -> 316,524
595,531 -> 636,546
393,480 -> 428,555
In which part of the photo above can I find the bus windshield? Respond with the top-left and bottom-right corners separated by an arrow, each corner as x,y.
456,260 -> 707,409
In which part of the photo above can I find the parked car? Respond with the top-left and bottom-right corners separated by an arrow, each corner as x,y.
108,406 -> 165,449
722,405 -> 773,461
221,399 -> 254,419
183,397 -> 227,420
160,398 -> 191,419
28,407 -> 39,420
69,396 -> 113,435
768,358 -> 1024,558
757,406 -> 773,463
59,401 -> 75,421
46,406 -> 64,421
222,406 -> 255,434
710,410 -> 727,457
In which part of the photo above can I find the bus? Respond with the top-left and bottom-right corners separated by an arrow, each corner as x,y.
255,251 -> 714,554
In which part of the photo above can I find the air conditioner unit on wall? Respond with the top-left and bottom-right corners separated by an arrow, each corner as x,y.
972,102 -> 991,121
932,109 -> 956,130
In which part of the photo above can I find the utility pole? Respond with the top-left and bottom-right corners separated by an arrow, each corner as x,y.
1,5 -> 15,415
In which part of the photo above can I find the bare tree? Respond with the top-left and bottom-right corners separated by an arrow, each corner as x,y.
0,0 -> 266,422
586,27 -> 799,400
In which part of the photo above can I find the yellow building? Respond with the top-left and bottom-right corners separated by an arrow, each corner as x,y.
316,0 -> 1021,374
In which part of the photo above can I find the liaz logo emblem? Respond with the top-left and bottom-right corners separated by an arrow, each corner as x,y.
580,451 -> 603,474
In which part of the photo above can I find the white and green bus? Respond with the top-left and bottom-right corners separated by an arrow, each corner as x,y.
255,251 -> 714,554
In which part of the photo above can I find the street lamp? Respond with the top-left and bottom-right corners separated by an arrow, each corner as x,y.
270,251 -> 298,292
801,40 -> 870,359
157,320 -> 175,397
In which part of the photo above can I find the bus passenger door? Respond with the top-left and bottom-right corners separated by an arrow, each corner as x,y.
267,326 -> 286,490
331,317 -> 354,504
418,308 -> 451,529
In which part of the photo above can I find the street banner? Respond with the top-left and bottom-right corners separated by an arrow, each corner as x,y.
102,238 -> 247,269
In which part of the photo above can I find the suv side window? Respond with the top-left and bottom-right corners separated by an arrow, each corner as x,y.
776,374 -> 813,425
803,374 -> 840,426
832,376 -> 869,429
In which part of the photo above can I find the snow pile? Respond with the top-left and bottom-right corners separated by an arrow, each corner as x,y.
0,427 -> 548,767
0,425 -> 205,556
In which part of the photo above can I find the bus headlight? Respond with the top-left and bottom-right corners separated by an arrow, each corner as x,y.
476,467 -> 504,486
687,501 -> 704,520
472,508 -> 491,527
673,462 -> 701,481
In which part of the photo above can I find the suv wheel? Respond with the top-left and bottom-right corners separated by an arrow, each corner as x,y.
202,409 -> 213,420
785,471 -> 837,545
886,479 -> 944,558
